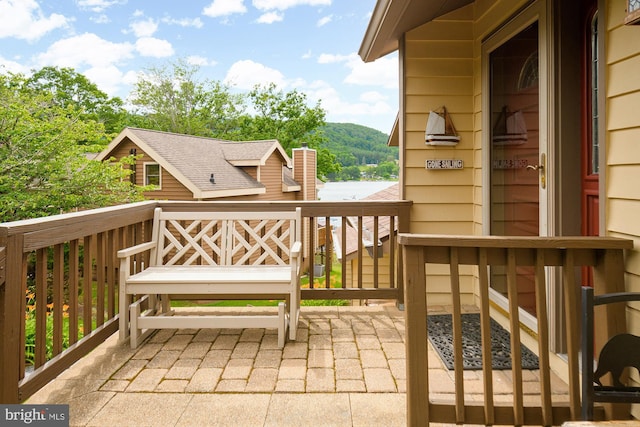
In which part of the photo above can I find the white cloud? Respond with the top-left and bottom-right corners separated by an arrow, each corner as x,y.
122,70 -> 140,86
224,59 -> 285,89
83,65 -> 127,96
35,33 -> 134,68
0,56 -> 30,74
0,0 -> 69,42
359,91 -> 388,103
317,53 -> 350,64
317,15 -> 332,27
301,50 -> 312,59
76,0 -> 126,13
161,16 -> 204,28
90,14 -> 110,24
344,55 -> 398,89
290,79 -> 394,131
203,0 -> 247,18
316,53 -> 397,89
129,18 -> 158,37
256,11 -> 283,24
252,0 -> 331,11
135,37 -> 174,57
187,55 -> 217,67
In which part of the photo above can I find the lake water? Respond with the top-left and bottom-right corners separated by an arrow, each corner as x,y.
318,181 -> 397,201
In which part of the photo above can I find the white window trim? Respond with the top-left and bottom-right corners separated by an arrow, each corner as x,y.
143,162 -> 162,190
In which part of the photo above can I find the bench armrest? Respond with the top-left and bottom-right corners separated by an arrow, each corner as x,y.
291,241 -> 302,258
117,241 -> 157,259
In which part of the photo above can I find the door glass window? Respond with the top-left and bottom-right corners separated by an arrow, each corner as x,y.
489,22 -> 540,316
590,13 -> 599,175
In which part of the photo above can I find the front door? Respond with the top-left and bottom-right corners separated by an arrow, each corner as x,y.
484,3 -> 548,319
581,2 -> 599,286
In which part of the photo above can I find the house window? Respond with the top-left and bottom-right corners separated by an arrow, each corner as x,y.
144,163 -> 161,188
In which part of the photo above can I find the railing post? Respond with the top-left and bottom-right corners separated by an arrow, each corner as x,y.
0,233 -> 24,403
396,203 -> 411,309
592,247 -> 629,420
402,242 -> 429,427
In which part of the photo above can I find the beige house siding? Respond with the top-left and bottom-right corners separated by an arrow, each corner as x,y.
259,154 -> 291,201
403,5 -> 475,235
293,148 -> 317,201
605,0 -> 640,395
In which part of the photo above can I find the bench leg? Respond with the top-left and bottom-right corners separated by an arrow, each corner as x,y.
130,295 -> 154,349
160,294 -> 172,314
119,292 -> 131,342
289,287 -> 300,340
278,302 -> 286,348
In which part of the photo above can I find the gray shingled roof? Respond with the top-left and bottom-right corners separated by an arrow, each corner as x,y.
221,140 -> 278,164
126,128 -> 280,194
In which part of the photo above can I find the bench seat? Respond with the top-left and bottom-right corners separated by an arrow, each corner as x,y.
126,265 -> 294,290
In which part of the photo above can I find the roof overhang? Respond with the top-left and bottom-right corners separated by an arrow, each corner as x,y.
359,0 -> 474,62
195,187 -> 266,200
388,113 -> 399,147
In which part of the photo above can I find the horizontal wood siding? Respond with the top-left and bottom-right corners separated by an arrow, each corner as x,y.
404,6 -> 475,238
109,138 -> 194,200
258,154 -> 289,201
605,0 -> 640,404
403,6 -> 475,303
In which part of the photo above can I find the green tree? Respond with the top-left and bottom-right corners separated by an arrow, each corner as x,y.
129,59 -> 244,137
0,72 -> 145,221
374,161 -> 399,179
129,61 -> 338,178
238,83 -> 339,178
26,66 -> 128,140
337,165 -> 362,181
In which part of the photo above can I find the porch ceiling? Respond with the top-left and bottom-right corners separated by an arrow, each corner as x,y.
359,0 -> 474,62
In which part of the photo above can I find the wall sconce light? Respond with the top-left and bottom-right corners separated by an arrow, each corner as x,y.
209,173 -> 215,184
626,0 -> 640,24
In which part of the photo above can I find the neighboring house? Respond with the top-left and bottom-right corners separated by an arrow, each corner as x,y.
359,0 -> 640,396
332,183 -> 399,291
96,127 -> 319,202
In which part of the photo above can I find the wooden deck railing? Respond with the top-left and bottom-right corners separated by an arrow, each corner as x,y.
0,199 -> 411,403
399,234 -> 633,426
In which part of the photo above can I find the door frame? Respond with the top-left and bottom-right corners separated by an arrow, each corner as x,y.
481,0 -> 554,333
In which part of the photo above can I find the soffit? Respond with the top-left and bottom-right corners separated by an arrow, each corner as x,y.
359,0 -> 474,62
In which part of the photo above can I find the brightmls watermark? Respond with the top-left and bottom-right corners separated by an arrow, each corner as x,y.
1,405 -> 68,426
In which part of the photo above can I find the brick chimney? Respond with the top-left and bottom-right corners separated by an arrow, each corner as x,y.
292,144 -> 317,201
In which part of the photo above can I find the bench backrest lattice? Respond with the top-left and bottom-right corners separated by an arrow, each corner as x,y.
153,209 -> 299,268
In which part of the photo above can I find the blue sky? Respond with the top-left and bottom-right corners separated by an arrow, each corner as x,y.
0,0 -> 399,133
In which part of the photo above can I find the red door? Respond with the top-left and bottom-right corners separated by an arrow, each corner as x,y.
581,2 -> 599,286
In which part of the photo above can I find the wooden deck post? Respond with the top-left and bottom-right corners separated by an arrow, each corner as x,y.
592,248 -> 629,420
396,203 -> 411,309
0,233 -> 25,403
403,244 -> 428,426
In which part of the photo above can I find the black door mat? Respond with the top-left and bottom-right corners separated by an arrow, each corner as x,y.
427,313 -> 539,370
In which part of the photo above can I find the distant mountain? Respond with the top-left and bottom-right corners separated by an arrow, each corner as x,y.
321,123 -> 398,167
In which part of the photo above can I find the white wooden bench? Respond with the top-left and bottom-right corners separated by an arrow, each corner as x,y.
118,207 -> 302,348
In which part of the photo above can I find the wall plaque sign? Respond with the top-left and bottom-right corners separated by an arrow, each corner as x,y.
426,159 -> 464,170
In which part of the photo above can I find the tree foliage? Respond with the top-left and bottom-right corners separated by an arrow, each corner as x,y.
129,59 -> 244,138
0,71 -> 145,222
129,61 -> 339,178
25,66 -> 128,140
322,122 -> 397,166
